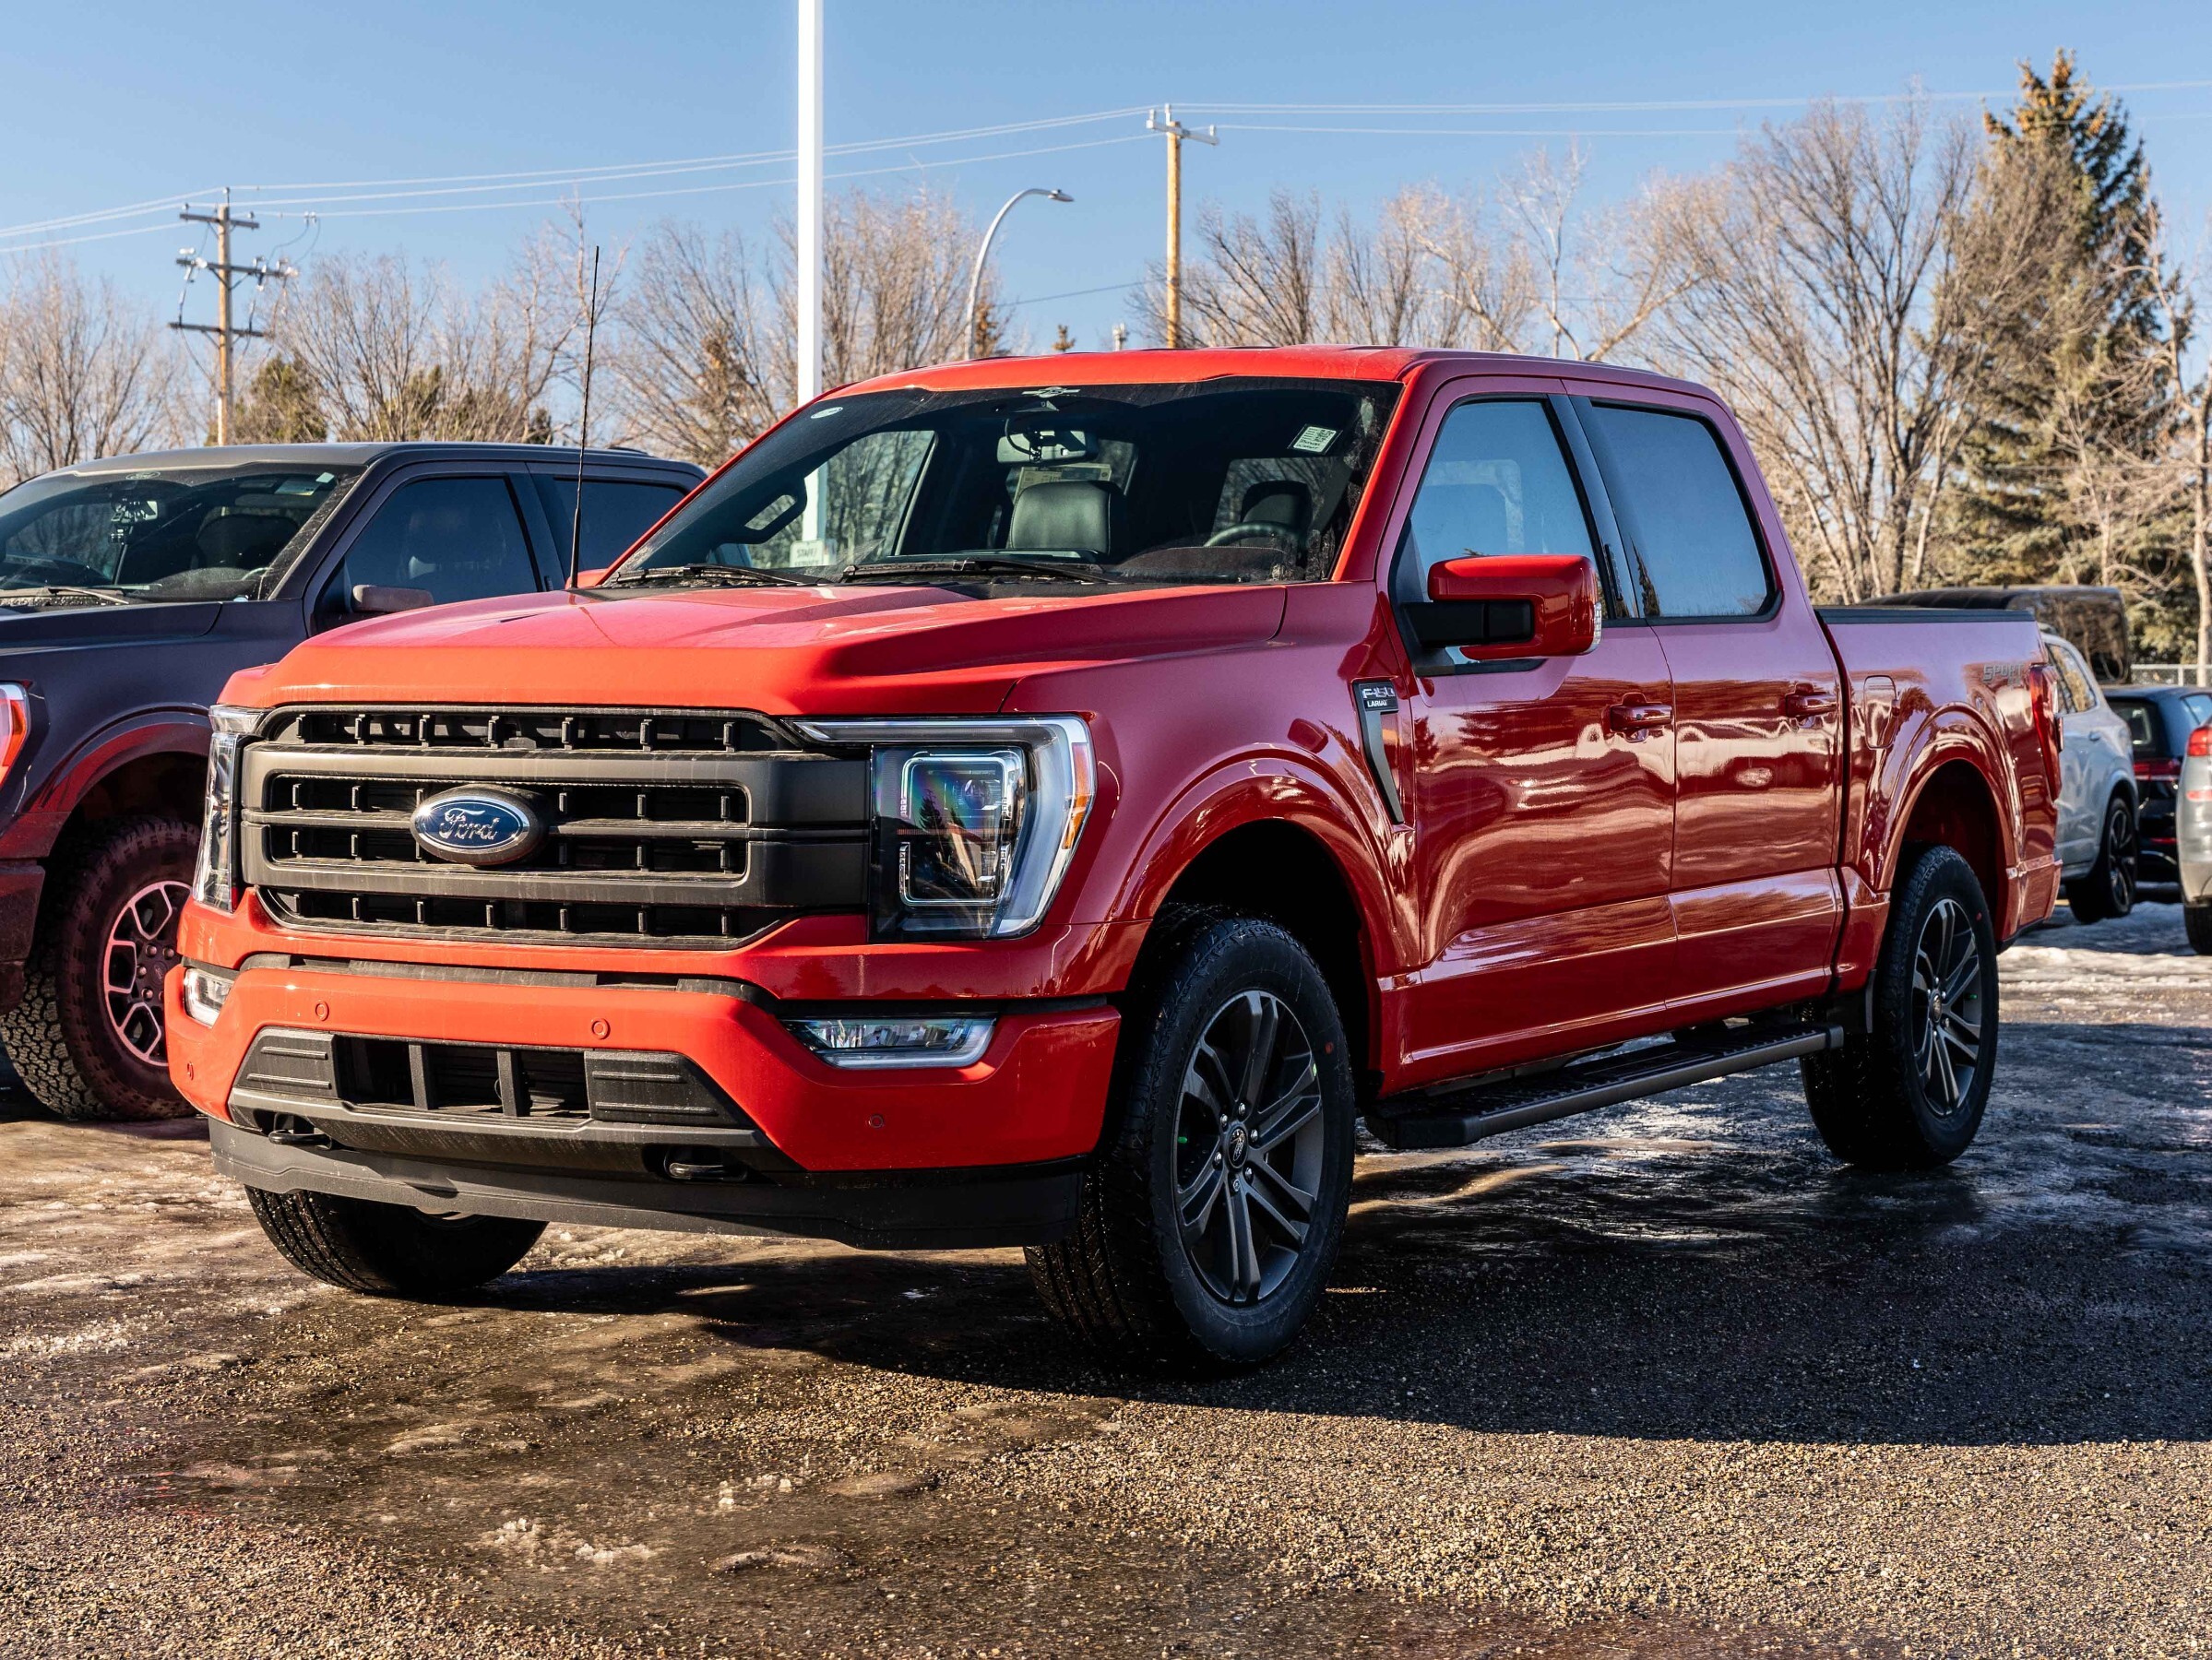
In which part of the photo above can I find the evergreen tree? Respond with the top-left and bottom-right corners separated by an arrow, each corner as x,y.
1951,52 -> 2171,587
228,355 -> 328,445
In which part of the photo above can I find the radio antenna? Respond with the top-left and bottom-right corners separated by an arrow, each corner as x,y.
565,243 -> 601,591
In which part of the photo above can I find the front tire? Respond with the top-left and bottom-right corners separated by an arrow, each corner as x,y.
1027,912 -> 1356,1371
246,1187 -> 545,1296
2065,796 -> 2137,923
1802,844 -> 1998,1169
0,814 -> 198,1120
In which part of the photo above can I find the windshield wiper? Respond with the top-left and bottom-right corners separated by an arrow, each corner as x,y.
607,562 -> 817,589
838,554 -> 1112,584
0,585 -> 135,607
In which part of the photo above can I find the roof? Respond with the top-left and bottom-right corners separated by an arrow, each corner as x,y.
54,442 -> 701,478
838,344 -> 1718,403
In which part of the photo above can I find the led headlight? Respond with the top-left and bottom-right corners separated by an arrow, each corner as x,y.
191,705 -> 259,914
179,964 -> 235,1026
793,716 -> 1095,940
789,1014 -> 995,1069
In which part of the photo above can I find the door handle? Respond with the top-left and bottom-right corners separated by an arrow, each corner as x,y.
1607,701 -> 1673,736
1783,689 -> 1837,718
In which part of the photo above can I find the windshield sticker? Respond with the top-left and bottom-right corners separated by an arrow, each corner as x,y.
1290,424 -> 1338,455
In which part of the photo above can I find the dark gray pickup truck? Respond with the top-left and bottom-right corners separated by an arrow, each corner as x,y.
0,442 -> 703,1119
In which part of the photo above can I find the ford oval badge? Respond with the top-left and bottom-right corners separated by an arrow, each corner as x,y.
410,788 -> 544,867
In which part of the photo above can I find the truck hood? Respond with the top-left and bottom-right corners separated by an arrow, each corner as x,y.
0,599 -> 224,666
238,580 -> 1290,715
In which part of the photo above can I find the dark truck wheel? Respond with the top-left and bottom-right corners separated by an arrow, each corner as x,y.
247,1188 -> 545,1296
2187,904 -> 2212,955
1027,912 -> 1355,1371
0,814 -> 198,1121
1802,844 -> 1998,1170
2065,795 -> 2137,923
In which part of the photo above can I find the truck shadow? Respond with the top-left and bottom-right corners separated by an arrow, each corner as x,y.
490,1019 -> 2211,1450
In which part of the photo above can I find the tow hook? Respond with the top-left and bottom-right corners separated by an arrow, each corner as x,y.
658,1152 -> 756,1183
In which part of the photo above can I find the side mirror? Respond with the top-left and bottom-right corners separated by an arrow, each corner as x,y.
351,583 -> 435,616
1411,554 -> 1600,659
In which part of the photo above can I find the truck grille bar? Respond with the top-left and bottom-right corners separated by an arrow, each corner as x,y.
240,706 -> 870,947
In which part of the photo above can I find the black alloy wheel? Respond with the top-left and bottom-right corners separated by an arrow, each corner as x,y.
1172,989 -> 1327,1307
1909,894 -> 1986,1119
2068,797 -> 2138,923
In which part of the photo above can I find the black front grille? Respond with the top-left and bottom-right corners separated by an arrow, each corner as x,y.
239,706 -> 870,948
247,1029 -> 744,1129
265,706 -> 793,755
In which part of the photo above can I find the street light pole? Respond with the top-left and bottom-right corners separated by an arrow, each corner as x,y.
795,0 -> 823,407
964,187 -> 1072,360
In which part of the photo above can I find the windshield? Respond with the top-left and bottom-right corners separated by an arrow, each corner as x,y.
0,462 -> 363,606
615,378 -> 1400,590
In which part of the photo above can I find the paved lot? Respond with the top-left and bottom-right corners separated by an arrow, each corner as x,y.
3,904 -> 2208,1657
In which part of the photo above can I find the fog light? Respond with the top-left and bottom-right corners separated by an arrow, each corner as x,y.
179,965 -> 234,1026
789,1014 -> 994,1070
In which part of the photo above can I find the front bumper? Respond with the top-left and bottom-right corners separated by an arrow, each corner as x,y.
208,1119 -> 1086,1250
167,960 -> 1119,1243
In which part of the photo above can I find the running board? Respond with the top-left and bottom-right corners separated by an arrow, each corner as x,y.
1366,1023 -> 1844,1152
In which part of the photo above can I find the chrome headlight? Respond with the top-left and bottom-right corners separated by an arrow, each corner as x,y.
793,716 -> 1095,940
192,706 -> 259,914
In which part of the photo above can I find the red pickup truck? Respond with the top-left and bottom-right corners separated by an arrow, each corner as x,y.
167,349 -> 2063,1369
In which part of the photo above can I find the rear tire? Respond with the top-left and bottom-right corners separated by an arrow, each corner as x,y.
1802,844 -> 1998,1170
0,814 -> 198,1120
2187,904 -> 2212,956
1026,911 -> 1356,1371
2064,795 -> 2137,924
246,1187 -> 544,1296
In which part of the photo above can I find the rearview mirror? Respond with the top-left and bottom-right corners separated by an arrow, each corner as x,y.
1409,554 -> 1599,659
351,583 -> 435,616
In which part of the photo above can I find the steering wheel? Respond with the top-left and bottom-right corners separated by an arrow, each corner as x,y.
1202,520 -> 1299,549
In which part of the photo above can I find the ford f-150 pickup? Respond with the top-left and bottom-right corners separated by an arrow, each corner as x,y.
166,348 -> 2063,1369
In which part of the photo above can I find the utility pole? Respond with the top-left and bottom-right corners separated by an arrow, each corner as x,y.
172,189 -> 291,445
1147,105 -> 1216,350
795,0 -> 823,409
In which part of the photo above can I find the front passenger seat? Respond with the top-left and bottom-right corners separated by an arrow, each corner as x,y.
1005,479 -> 1122,557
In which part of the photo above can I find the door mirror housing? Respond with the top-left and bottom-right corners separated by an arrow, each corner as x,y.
351,583 -> 436,616
1410,554 -> 1600,659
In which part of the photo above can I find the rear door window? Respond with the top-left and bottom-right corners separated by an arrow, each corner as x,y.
1581,403 -> 1772,618
2112,700 -> 2158,753
2051,644 -> 2098,713
320,475 -> 538,617
533,477 -> 688,576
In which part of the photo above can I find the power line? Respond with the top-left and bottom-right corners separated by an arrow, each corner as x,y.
1182,77 -> 2212,115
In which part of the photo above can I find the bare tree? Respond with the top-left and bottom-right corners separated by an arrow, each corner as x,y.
798,187 -> 984,385
0,252 -> 180,482
2142,211 -> 2212,670
270,223 -> 585,444
1498,147 -> 1701,363
1649,100 -> 2051,601
605,222 -> 785,465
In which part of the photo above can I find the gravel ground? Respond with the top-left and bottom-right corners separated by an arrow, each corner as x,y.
3,902 -> 2208,1658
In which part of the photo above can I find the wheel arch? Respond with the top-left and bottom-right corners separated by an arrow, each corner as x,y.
1113,765 -> 1396,1093
1891,756 -> 2007,930
19,715 -> 208,859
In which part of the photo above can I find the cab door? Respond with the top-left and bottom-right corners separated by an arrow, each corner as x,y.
1390,384 -> 1678,1085
1570,394 -> 1843,1019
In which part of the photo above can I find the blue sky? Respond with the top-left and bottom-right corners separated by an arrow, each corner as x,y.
4,0 -> 2208,353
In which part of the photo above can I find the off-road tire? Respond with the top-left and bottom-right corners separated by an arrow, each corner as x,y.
1802,844 -> 1998,1170
2186,903 -> 2212,955
2064,794 -> 2137,924
1,813 -> 198,1120
246,1187 -> 545,1297
1026,909 -> 1356,1371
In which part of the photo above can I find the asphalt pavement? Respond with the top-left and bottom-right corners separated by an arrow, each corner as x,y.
2,903 -> 2206,1657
